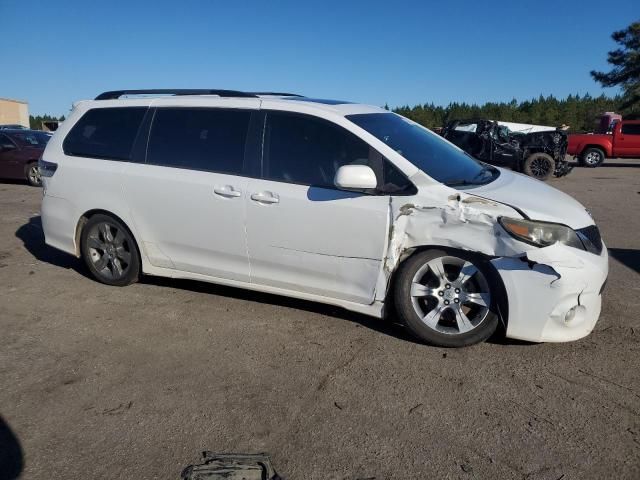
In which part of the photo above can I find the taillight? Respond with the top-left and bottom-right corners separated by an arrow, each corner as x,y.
38,159 -> 58,177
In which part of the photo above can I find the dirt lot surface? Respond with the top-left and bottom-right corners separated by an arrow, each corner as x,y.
1,160 -> 639,479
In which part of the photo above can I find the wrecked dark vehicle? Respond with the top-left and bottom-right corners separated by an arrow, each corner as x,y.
441,119 -> 571,181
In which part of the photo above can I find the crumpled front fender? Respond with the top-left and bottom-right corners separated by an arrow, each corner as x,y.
377,184 -> 608,343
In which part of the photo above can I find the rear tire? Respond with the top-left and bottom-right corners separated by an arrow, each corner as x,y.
25,162 -> 41,187
393,250 -> 499,347
80,214 -> 140,287
579,147 -> 605,168
523,153 -> 554,181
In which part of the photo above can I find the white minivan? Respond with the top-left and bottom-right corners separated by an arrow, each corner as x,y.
39,89 -> 608,347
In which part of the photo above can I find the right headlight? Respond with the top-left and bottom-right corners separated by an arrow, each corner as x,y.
499,217 -> 584,250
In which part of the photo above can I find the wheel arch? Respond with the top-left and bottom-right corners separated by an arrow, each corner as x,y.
524,146 -> 552,155
23,159 -> 39,173
580,144 -> 609,158
384,244 -> 510,333
74,209 -> 142,262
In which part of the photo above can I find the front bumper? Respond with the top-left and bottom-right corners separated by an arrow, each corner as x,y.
554,159 -> 573,177
492,243 -> 608,342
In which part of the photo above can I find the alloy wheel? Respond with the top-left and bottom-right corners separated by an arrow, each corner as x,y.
28,165 -> 41,186
585,151 -> 601,166
86,221 -> 133,280
530,157 -> 551,178
409,256 -> 491,335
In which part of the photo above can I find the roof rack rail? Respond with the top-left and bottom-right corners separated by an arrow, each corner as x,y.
94,89 -> 258,100
250,92 -> 303,97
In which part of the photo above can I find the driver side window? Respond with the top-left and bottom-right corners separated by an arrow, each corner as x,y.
263,112 -> 370,188
262,112 -> 414,193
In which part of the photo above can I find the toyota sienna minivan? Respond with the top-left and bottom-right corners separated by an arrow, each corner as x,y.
39,89 -> 608,347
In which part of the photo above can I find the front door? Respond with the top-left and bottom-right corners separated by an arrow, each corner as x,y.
616,123 -> 640,157
123,106 -> 256,282
244,111 -> 390,304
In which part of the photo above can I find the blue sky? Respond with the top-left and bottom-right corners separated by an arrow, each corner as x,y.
0,0 -> 637,116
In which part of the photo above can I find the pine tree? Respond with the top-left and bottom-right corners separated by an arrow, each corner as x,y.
591,21 -> 640,117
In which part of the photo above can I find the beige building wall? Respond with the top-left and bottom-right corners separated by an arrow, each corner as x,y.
0,98 -> 29,128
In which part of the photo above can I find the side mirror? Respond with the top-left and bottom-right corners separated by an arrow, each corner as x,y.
334,165 -> 377,191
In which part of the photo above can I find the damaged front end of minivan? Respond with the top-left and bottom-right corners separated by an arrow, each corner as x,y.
376,186 -> 608,343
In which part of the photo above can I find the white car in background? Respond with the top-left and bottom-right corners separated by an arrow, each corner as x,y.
39,89 -> 608,347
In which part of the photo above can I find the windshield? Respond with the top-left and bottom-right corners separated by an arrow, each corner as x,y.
347,113 -> 498,187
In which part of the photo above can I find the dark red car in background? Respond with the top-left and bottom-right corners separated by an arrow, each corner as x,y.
0,129 -> 51,186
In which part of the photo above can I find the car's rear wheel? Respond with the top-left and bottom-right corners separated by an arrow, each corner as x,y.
25,162 -> 41,187
81,214 -> 140,286
394,250 -> 499,347
523,153 -> 554,181
579,147 -> 605,168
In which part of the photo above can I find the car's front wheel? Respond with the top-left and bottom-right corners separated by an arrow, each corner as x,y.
81,214 -> 140,286
394,250 -> 500,347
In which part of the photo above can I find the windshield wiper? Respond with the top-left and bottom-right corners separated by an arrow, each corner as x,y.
444,179 -> 480,187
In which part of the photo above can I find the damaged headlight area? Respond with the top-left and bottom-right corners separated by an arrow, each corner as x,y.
499,217 -> 585,250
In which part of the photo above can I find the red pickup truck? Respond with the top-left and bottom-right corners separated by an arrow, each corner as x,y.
568,120 -> 640,167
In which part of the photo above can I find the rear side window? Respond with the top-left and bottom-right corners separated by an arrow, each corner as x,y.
146,108 -> 251,175
263,112 -> 372,188
63,107 -> 147,160
0,134 -> 16,149
621,124 -> 640,135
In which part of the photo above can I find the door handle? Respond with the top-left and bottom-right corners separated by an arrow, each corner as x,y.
213,186 -> 241,198
250,191 -> 280,204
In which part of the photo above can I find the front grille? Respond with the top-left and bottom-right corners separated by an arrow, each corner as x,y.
577,225 -> 603,254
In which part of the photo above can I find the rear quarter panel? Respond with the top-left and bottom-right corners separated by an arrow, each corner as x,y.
40,101 -> 150,258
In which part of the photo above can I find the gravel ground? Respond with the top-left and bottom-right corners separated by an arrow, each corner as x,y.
0,159 -> 639,479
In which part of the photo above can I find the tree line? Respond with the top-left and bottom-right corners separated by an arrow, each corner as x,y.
392,93 -> 622,133
29,114 -> 65,130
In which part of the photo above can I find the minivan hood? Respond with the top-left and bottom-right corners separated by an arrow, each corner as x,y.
466,168 -> 593,229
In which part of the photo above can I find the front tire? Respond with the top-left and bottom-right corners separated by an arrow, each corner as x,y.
579,147 -> 605,168
523,153 -> 554,181
80,214 -> 140,286
393,250 -> 499,347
